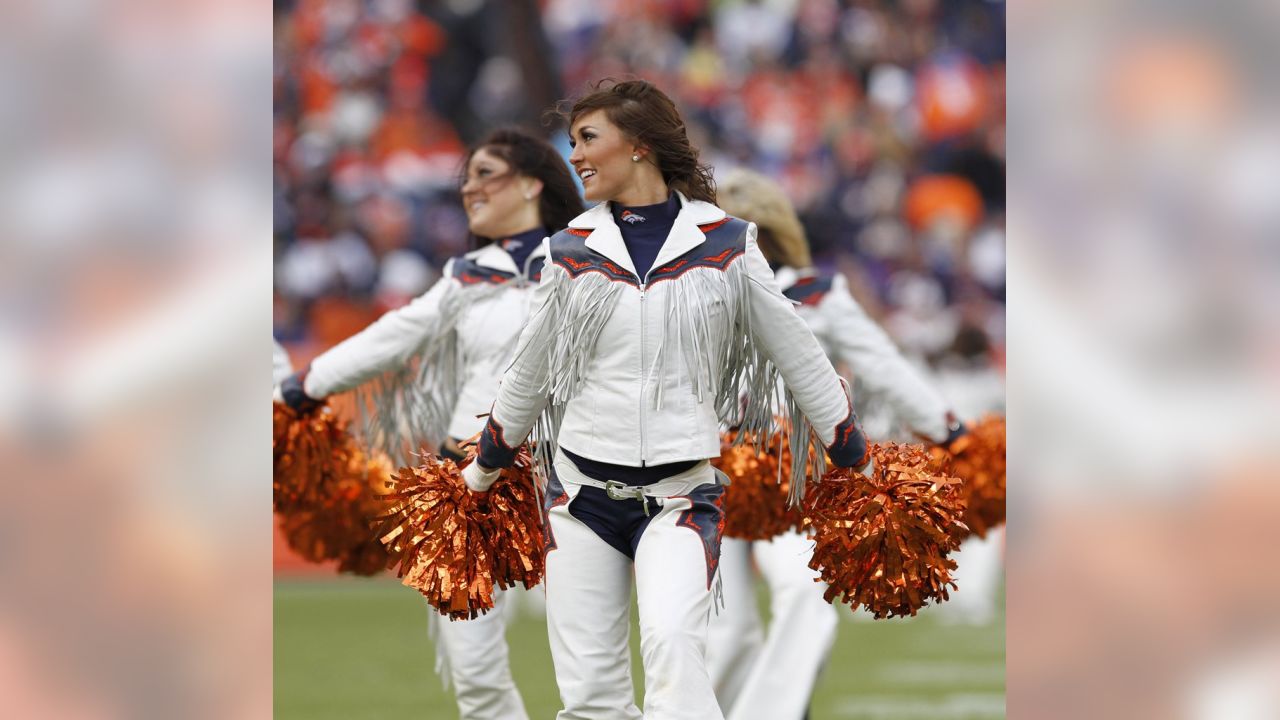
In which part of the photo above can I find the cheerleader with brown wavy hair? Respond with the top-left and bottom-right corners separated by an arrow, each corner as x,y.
462,80 -> 873,720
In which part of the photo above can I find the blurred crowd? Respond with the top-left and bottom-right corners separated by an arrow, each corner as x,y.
274,0 -> 1005,380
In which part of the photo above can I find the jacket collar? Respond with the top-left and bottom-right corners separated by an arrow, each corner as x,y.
568,191 -> 726,282
465,237 -> 548,276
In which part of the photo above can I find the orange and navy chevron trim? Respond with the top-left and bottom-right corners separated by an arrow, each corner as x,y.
783,274 -> 835,306
451,256 -> 517,285
477,415 -> 518,468
542,471 -> 570,553
552,254 -> 638,284
645,219 -> 747,285
484,417 -> 511,451
675,485 -> 727,589
826,394 -> 869,468
457,271 -> 513,285
549,217 -> 751,287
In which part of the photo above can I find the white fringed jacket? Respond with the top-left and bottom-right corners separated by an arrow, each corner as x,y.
302,241 -> 546,459
476,193 -> 868,495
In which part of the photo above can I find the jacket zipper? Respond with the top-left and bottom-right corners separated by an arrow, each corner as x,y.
637,257 -> 660,465
638,279 -> 647,466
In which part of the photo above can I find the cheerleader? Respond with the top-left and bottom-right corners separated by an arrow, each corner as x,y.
706,168 -> 964,719
463,80 -> 871,720
276,128 -> 584,720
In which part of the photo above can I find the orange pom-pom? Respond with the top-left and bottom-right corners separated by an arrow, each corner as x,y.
274,403 -> 352,512
931,415 -> 1006,540
330,452 -> 395,575
273,402 -> 395,575
376,449 -> 544,619
714,433 -> 803,540
804,443 -> 966,619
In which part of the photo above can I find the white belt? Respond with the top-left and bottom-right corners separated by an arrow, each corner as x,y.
553,454 -> 724,515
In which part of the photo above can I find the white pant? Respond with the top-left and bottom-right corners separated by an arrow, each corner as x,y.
707,533 -> 838,720
428,588 -> 529,720
546,454 -> 725,720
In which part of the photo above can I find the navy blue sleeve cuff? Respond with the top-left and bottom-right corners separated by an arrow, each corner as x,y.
826,410 -> 870,469
477,416 -> 518,469
280,365 -> 320,413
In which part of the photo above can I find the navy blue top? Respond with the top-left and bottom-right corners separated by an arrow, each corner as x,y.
611,193 -> 680,281
496,227 -> 546,276
562,449 -> 700,487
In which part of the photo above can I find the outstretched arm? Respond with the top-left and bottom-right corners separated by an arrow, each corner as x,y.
820,273 -> 955,443
282,263 -> 458,407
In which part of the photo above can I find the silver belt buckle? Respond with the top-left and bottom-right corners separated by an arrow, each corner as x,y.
604,480 -> 650,515
604,479 -> 636,501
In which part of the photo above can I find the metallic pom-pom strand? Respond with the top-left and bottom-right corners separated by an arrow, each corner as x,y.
274,403 -> 353,513
273,402 -> 395,574
714,431 -> 803,540
330,452 -> 395,575
375,448 -> 545,620
931,415 -> 1006,541
804,442 -> 966,619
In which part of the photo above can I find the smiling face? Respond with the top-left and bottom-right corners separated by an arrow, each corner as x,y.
460,147 -> 540,239
567,110 -> 645,203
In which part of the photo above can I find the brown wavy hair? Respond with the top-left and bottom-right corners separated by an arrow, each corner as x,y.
463,127 -> 585,243
553,79 -> 717,204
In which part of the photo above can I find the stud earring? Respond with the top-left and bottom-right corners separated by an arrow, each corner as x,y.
632,154 -> 641,162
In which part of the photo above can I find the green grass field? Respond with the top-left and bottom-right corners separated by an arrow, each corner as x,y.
275,577 -> 1004,719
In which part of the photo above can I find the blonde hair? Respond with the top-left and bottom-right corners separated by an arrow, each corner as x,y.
717,167 -> 812,269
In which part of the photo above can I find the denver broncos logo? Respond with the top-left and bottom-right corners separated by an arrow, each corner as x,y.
620,210 -> 645,224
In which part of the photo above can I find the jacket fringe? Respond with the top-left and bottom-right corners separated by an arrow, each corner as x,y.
508,264 -> 626,486
352,282 -> 507,465
523,246 -> 831,503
